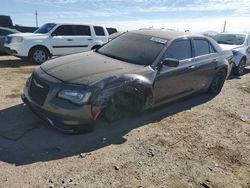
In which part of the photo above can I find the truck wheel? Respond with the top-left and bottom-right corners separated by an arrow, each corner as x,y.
208,68 -> 227,94
233,58 -> 246,76
29,47 -> 49,64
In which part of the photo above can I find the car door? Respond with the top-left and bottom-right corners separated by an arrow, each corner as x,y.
50,25 -> 91,55
192,38 -> 217,90
154,39 -> 197,104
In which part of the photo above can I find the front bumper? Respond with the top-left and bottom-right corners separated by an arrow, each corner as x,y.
22,73 -> 95,131
4,42 -> 29,57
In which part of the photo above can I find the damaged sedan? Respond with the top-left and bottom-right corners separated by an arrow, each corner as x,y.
22,30 -> 232,133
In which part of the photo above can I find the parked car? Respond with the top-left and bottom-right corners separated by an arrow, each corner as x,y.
214,33 -> 250,75
0,27 -> 19,53
22,30 -> 232,134
4,23 -> 115,64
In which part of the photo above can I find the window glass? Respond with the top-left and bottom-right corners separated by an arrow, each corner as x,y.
53,25 -> 74,36
34,23 -> 56,34
194,39 -> 210,56
209,43 -> 216,53
94,26 -> 105,36
164,40 -> 192,60
106,27 -> 117,35
214,34 -> 245,45
97,32 -> 165,65
75,25 -> 91,36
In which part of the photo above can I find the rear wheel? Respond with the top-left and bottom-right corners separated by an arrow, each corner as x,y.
29,46 -> 49,64
233,58 -> 246,76
103,92 -> 143,123
208,68 -> 227,94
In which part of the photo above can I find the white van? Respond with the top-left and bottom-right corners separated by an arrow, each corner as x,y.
4,23 -> 114,64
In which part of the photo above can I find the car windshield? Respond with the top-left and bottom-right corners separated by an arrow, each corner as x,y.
34,23 -> 56,34
97,32 -> 166,66
214,34 -> 246,45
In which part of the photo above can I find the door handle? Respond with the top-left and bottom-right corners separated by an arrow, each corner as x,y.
88,38 -> 93,41
67,39 -> 73,41
187,65 -> 196,69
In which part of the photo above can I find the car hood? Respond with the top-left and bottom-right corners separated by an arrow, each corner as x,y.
219,44 -> 243,50
40,51 -> 144,85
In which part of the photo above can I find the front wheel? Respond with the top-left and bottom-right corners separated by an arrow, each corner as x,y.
233,58 -> 246,76
29,47 -> 49,64
103,92 -> 143,123
208,68 -> 227,94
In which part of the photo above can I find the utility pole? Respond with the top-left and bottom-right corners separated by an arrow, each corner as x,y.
35,10 -> 38,27
223,20 -> 226,32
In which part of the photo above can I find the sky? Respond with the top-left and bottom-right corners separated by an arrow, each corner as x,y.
1,0 -> 250,33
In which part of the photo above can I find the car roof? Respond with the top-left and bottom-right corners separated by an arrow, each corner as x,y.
130,29 -> 204,40
52,23 -> 105,27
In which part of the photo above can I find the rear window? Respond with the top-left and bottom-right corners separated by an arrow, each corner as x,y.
94,26 -> 105,36
194,39 -> 210,56
106,27 -> 117,35
165,40 -> 192,60
75,25 -> 91,36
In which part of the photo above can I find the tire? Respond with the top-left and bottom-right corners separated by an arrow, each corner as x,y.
208,68 -> 227,94
91,45 -> 101,50
233,58 -> 246,76
103,92 -> 143,123
29,46 -> 49,64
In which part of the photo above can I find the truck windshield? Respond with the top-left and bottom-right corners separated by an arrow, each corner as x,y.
97,32 -> 166,66
214,34 -> 246,45
34,23 -> 56,34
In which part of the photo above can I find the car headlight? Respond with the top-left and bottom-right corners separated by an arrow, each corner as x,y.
57,90 -> 92,105
11,36 -> 23,43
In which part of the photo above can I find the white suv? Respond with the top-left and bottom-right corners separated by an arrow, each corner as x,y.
4,23 -> 112,64
214,33 -> 250,75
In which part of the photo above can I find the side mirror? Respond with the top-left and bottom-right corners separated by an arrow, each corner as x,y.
161,58 -> 179,68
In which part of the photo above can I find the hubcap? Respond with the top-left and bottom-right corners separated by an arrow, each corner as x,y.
238,60 -> 246,74
33,50 -> 47,63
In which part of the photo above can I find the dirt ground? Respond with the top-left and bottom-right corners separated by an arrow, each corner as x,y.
0,55 -> 249,188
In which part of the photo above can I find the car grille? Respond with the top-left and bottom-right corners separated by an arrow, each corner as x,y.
29,75 -> 49,106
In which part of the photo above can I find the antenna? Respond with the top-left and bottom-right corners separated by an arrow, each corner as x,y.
223,20 -> 226,32
35,10 -> 38,27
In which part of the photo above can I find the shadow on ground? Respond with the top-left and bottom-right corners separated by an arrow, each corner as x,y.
0,93 -> 216,166
228,67 -> 250,80
0,55 -> 34,68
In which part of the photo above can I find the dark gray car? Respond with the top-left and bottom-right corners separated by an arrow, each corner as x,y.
0,27 -> 19,53
22,30 -> 232,134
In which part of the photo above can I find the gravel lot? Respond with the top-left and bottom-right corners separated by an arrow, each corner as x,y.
0,55 -> 249,188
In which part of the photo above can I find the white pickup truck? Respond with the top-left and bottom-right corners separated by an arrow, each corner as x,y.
4,23 -> 115,64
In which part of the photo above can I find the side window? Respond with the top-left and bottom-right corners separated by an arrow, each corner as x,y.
209,43 -> 216,53
94,26 -> 105,36
75,25 -> 91,36
0,29 -> 12,35
53,25 -> 74,36
194,39 -> 210,56
164,40 -> 192,60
